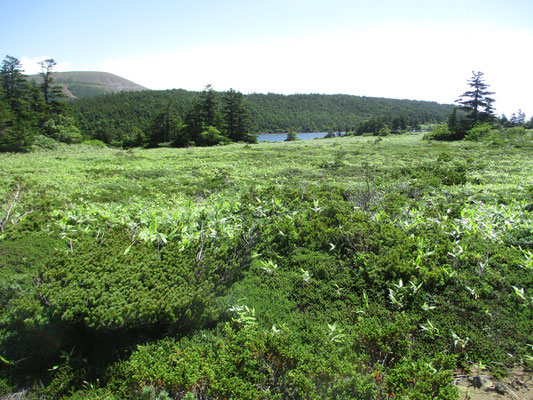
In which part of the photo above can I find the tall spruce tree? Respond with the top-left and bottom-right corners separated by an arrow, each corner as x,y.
0,56 -> 36,151
222,88 -> 252,142
183,84 -> 223,146
456,71 -> 495,125
0,56 -> 31,119
39,59 -> 63,104
183,101 -> 204,145
145,103 -> 182,148
200,84 -> 221,128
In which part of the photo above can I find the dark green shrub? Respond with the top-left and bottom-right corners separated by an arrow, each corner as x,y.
385,358 -> 457,400
83,139 -> 107,147
425,125 -> 458,141
38,228 -> 251,332
285,130 -> 298,141
126,323 -> 375,400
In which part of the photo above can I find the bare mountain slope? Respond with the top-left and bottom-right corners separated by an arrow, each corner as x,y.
28,71 -> 148,98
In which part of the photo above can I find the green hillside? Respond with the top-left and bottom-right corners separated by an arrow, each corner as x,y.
28,71 -> 148,98
69,89 -> 454,143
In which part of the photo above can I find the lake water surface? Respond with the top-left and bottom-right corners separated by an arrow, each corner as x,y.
256,132 -> 327,142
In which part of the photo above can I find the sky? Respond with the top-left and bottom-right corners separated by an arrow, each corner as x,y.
2,0 -> 532,118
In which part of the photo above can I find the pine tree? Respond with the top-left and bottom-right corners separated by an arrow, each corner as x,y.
0,87 -> 14,130
509,109 -> 526,126
456,71 -> 495,125
199,84 -> 221,128
145,103 -> 182,148
183,85 -> 223,146
222,88 -> 252,142
39,59 -> 64,105
0,55 -> 31,119
0,56 -> 37,151
183,101 -> 204,145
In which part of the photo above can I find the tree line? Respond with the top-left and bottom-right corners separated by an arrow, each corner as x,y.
70,89 -> 455,147
0,55 -> 256,151
4,55 -> 530,151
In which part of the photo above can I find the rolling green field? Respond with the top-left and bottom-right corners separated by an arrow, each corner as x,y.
1,133 -> 532,399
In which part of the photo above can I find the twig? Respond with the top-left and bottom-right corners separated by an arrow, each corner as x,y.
0,184 -> 21,232
12,208 -> 34,224
195,220 -> 205,267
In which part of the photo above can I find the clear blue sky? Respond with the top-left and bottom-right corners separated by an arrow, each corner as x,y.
2,0 -> 532,117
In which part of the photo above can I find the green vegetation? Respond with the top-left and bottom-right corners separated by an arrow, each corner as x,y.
1,133 -> 531,399
426,71 -> 532,142
0,55 -> 76,152
69,89 -> 454,146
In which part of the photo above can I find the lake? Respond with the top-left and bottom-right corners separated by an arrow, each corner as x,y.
255,132 -> 328,142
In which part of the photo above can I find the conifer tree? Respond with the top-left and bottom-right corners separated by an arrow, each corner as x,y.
0,55 -> 31,119
38,59 -> 64,106
222,88 -> 252,142
0,56 -> 36,151
145,103 -> 182,148
456,71 -> 495,125
200,84 -> 221,128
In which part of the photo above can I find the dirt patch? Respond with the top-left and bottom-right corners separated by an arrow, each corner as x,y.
455,367 -> 533,400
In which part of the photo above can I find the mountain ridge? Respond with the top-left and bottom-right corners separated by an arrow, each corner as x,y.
27,71 -> 148,99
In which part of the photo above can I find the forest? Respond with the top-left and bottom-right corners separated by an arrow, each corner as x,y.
68,89 -> 455,146
1,56 -> 532,400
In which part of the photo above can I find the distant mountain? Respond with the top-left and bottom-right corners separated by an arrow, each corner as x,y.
27,71 -> 148,99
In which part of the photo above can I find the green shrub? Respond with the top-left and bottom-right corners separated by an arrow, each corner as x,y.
426,125 -> 458,141
285,130 -> 298,141
83,139 -> 107,147
126,323 -> 376,399
43,117 -> 83,144
32,134 -> 59,150
199,126 -> 230,146
385,358 -> 457,400
38,228 -> 250,332
464,123 -> 492,141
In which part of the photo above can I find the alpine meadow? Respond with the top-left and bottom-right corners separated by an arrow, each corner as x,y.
1,50 -> 532,400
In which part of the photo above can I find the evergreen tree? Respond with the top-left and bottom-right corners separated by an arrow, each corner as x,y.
39,59 -> 56,104
0,56 -> 27,101
500,114 -> 510,127
446,108 -> 471,139
0,55 -> 76,151
200,84 -> 221,128
509,109 -> 526,126
0,90 -> 33,152
39,59 -> 64,106
456,71 -> 495,125
222,88 -> 252,142
145,103 -> 182,148
285,130 -> 298,141
182,85 -> 224,146
183,101 -> 204,145
0,88 -> 15,131
0,56 -> 38,151
0,55 -> 31,120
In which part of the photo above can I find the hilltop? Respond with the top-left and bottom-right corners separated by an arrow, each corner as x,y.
27,71 -> 148,98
